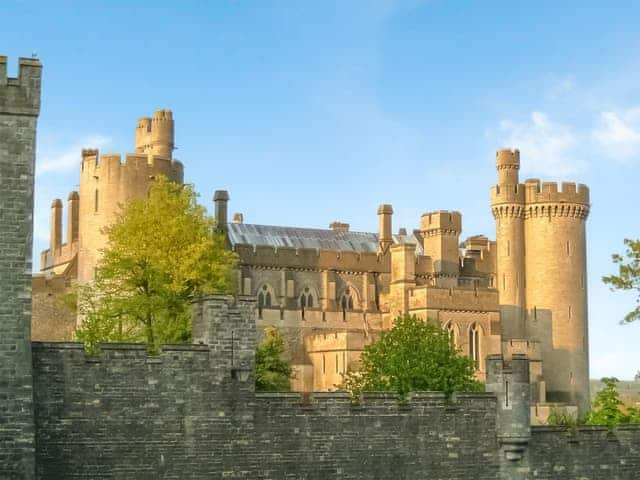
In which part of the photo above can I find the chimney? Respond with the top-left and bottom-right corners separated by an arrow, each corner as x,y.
233,213 -> 244,224
67,191 -> 79,243
329,222 -> 350,232
214,190 -> 229,232
50,199 -> 62,253
377,204 -> 393,254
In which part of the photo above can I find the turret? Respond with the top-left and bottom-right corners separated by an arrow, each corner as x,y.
150,109 -> 174,159
523,180 -> 590,412
486,354 -> 531,478
420,210 -> 461,286
50,199 -> 62,253
377,204 -> 393,254
135,117 -> 151,154
491,149 -> 526,340
496,148 -> 520,185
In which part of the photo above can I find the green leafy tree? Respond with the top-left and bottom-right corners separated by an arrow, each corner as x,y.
603,238 -> 640,323
255,326 -> 292,391
340,314 -> 483,397
75,176 -> 237,353
585,377 -> 626,428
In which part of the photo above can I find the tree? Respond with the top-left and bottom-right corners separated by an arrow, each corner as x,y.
75,176 -> 237,353
586,377 -> 627,428
340,314 -> 483,397
603,238 -> 640,323
255,326 -> 292,391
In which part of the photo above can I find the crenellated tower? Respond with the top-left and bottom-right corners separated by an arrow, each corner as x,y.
491,148 -> 591,413
76,110 -> 183,283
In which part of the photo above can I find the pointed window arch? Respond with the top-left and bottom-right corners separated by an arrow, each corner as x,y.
444,321 -> 458,348
469,322 -> 481,368
257,284 -> 275,309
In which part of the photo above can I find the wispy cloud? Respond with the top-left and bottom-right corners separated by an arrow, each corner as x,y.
497,111 -> 583,177
36,134 -> 111,176
592,108 -> 640,159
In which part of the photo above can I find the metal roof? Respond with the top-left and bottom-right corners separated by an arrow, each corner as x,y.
228,223 -> 423,254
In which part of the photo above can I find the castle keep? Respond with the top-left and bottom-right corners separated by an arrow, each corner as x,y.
34,109 -> 591,416
3,54 -> 640,480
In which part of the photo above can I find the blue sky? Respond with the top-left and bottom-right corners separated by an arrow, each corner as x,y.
3,0 -> 639,379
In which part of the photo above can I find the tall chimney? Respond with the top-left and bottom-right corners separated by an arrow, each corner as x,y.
214,190 -> 229,232
50,199 -> 62,253
67,191 -> 79,243
377,204 -> 393,254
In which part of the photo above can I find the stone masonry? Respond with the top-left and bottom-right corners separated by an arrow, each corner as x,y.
0,55 -> 41,480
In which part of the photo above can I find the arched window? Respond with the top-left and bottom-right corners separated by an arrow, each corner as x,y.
339,288 -> 355,312
469,322 -> 481,368
257,284 -> 273,308
444,321 -> 457,347
299,286 -> 314,309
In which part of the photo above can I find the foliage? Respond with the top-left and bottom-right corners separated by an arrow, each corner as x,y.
582,377 -> 640,428
340,314 -> 483,397
546,408 -> 581,427
75,176 -> 237,353
602,238 -> 640,323
255,326 -> 292,391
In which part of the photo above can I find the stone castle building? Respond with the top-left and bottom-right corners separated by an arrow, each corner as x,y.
34,109 -> 591,415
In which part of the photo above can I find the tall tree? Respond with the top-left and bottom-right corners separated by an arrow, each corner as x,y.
75,176 -> 237,352
255,326 -> 292,391
340,314 -> 483,397
603,238 -> 640,323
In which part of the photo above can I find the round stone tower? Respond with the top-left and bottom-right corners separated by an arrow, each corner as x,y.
491,149 -> 526,340
523,179 -> 590,412
490,148 -> 591,414
77,110 -> 183,284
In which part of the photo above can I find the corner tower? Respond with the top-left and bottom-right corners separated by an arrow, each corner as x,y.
490,148 -> 591,413
77,110 -> 183,283
0,55 -> 42,479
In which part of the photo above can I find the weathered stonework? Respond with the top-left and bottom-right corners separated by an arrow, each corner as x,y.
26,297 -> 640,479
0,55 -> 41,480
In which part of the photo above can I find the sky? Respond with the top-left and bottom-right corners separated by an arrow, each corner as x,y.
2,0 -> 639,379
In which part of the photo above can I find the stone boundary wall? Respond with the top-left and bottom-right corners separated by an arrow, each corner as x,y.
32,342 -> 500,479
529,425 -> 640,479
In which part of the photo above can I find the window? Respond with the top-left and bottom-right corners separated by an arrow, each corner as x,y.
299,286 -> 314,309
323,354 -> 326,375
444,322 -> 457,347
469,323 -> 481,368
339,288 -> 355,311
257,284 -> 272,308
335,353 -> 339,373
94,189 -> 99,212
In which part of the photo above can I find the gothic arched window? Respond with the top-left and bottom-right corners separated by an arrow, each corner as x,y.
339,288 -> 355,312
299,286 -> 314,309
469,322 -> 481,368
257,284 -> 273,308
444,321 -> 457,347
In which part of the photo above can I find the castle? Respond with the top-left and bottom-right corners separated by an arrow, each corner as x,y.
35,114 -> 589,416
6,54 -> 640,480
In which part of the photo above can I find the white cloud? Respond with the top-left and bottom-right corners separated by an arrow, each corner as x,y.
497,111 -> 583,177
36,134 -> 111,176
592,108 -> 640,159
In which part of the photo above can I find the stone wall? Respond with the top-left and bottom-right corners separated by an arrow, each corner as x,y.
0,55 -> 41,480
28,296 -> 640,479
529,426 -> 640,479
32,342 -> 501,479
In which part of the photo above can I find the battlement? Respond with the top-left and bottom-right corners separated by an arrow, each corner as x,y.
234,243 -> 390,273
523,179 -> 589,205
80,149 -> 184,180
496,148 -> 520,168
0,56 -> 42,115
420,210 -> 462,233
408,285 -> 499,312
490,184 -> 525,206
